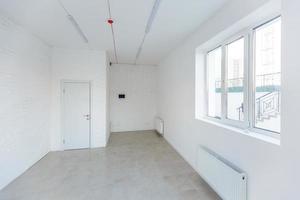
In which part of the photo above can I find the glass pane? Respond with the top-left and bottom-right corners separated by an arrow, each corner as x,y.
207,47 -> 222,118
226,38 -> 245,121
254,18 -> 281,133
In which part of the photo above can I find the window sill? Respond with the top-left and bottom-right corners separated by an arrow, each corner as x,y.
197,117 -> 280,146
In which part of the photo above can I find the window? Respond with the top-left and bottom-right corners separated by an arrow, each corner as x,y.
226,38 -> 245,121
207,47 -> 222,118
205,16 -> 281,136
254,17 -> 281,133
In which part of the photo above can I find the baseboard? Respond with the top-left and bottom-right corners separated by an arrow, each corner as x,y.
111,129 -> 155,133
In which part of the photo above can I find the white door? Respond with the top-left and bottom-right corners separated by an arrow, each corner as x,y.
62,82 -> 90,150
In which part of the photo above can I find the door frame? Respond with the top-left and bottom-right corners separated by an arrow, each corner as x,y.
61,80 -> 92,150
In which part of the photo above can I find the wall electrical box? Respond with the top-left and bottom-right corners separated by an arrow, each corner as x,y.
118,94 -> 125,99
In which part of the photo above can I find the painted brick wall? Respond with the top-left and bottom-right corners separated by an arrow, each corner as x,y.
50,48 -> 109,150
0,14 -> 51,190
110,64 -> 157,132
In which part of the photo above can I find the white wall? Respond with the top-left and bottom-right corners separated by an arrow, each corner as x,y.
157,0 -> 287,200
281,0 -> 300,198
110,64 -> 157,132
105,53 -> 111,143
50,48 -> 109,150
0,14 -> 51,190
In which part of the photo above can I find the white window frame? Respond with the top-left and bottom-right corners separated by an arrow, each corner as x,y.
204,15 -> 281,139
205,45 -> 222,120
249,16 -> 281,138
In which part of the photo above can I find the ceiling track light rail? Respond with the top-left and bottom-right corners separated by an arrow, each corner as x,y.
58,0 -> 89,43
134,0 -> 162,64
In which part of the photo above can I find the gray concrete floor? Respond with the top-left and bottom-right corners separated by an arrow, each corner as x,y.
0,130 -> 221,200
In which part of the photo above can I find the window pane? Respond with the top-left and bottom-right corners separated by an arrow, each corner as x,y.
207,47 -> 222,118
254,18 -> 281,133
226,38 -> 245,121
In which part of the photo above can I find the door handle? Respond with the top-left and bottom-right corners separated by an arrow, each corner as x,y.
84,114 -> 90,120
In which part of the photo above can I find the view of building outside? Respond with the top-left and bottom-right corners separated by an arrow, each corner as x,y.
254,18 -> 281,132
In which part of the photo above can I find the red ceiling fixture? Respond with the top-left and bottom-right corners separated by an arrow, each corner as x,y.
107,19 -> 114,25
106,0 -> 118,63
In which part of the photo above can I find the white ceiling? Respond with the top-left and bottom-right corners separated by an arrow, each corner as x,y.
0,0 -> 228,65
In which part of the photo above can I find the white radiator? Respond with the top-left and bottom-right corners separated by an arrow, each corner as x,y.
154,117 -> 164,135
196,146 -> 247,200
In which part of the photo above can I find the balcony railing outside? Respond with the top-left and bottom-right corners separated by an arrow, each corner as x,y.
214,72 -> 281,93
213,72 -> 281,121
